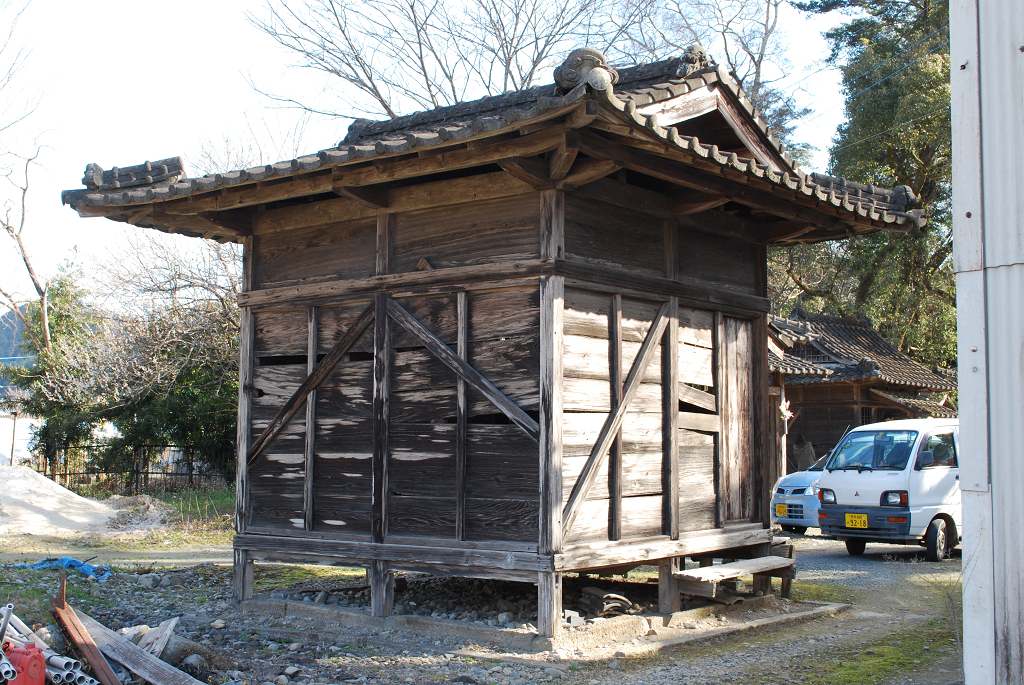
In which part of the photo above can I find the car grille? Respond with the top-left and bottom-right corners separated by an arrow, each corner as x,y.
785,504 -> 804,519
792,488 -> 806,495
776,487 -> 785,494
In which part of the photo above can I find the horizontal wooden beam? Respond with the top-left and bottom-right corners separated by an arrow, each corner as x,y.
577,129 -> 852,231
680,384 -> 717,412
335,185 -> 389,209
157,127 -> 567,216
234,533 -> 555,571
562,303 -> 670,536
254,172 -> 534,233
554,522 -> 770,571
246,302 -> 375,465
388,299 -> 540,441
679,411 -> 721,432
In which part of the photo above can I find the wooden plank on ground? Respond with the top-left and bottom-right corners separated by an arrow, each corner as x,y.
135,617 -> 179,658
50,575 -> 121,685
672,556 -> 795,597
74,609 -> 205,685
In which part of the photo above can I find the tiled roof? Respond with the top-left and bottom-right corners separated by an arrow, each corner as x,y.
777,310 -> 955,391
870,389 -> 958,419
768,349 -> 831,376
60,49 -> 926,235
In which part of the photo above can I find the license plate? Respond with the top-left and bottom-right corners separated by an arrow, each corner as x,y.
845,513 -> 868,529
775,504 -> 787,517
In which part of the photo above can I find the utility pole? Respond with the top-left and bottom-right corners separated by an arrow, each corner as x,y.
951,0 -> 1024,682
9,410 -> 17,466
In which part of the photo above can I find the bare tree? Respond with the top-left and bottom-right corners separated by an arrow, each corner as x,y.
625,0 -> 811,147
188,110 -> 313,177
247,0 -> 638,120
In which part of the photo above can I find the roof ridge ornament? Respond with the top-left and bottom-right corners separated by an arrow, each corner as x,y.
554,48 -> 618,94
676,43 -> 714,78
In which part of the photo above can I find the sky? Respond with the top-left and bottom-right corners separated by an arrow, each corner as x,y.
0,0 -> 848,301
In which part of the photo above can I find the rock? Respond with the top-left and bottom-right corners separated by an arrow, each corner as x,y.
267,643 -> 281,652
274,676 -> 289,685
226,671 -> 245,680
284,667 -> 301,677
33,627 -> 52,647
288,643 -> 302,652
607,660 -> 619,670
180,654 -> 209,673
138,574 -> 160,590
495,598 -> 515,613
612,651 -> 626,658
270,591 -> 287,599
158,577 -> 172,588
496,612 -> 513,625
210,619 -> 227,630
314,591 -> 327,605
543,668 -> 564,678
683,620 -> 698,630
165,575 -> 185,587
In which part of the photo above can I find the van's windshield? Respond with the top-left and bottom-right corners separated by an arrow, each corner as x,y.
827,430 -> 919,471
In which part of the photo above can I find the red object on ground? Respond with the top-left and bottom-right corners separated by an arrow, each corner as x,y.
3,643 -> 47,685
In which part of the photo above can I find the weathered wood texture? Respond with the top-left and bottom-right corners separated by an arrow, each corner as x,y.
720,316 -> 754,522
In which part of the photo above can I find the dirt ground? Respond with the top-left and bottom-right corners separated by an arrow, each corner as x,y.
0,530 -> 965,685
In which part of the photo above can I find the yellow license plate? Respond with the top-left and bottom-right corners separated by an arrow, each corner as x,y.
775,504 -> 787,517
845,513 -> 868,529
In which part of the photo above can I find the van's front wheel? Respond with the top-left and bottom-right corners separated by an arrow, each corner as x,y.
926,518 -> 949,561
845,538 -> 866,556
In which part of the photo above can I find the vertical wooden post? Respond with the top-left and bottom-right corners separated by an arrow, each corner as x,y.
376,211 -> 393,275
539,190 -> 564,639
234,235 -> 254,538
713,311 -> 726,529
608,294 -> 623,541
658,557 -> 681,614
662,296 -> 679,539
304,306 -> 318,532
369,560 -> 394,618
456,290 -> 468,541
233,548 -> 254,601
537,571 -> 563,639
751,314 -> 770,525
233,238 -> 255,603
372,292 -> 391,545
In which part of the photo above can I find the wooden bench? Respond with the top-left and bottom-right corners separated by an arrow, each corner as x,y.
673,556 -> 796,599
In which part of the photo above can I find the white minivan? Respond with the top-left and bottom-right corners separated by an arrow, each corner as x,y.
816,418 -> 960,561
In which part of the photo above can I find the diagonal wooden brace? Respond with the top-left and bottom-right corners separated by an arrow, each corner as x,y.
387,299 -> 540,442
561,302 -> 670,537
247,301 -> 376,466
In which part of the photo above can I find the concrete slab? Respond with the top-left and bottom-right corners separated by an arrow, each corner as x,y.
238,596 -> 848,654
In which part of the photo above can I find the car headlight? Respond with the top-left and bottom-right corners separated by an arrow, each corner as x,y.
819,489 -> 836,504
808,483 -> 819,496
881,490 -> 908,506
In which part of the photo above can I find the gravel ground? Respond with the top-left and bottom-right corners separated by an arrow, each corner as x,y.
2,532 -> 965,685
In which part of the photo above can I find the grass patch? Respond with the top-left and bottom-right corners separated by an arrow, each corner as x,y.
253,563 -> 366,592
0,568 -> 115,629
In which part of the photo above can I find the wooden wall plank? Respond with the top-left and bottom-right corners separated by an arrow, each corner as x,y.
392,195 -> 540,273
252,217 -> 377,289
255,309 -> 309,357
679,428 -> 716,533
609,293 -> 623,541
663,296 -> 680,539
564,495 -> 664,543
564,194 -> 664,276
722,317 -> 754,522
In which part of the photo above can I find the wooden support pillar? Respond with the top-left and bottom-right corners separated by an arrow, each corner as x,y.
752,314 -> 770,524
537,571 -> 563,638
658,557 -> 682,614
372,292 -> 391,544
234,236 -> 254,537
304,306 -> 318,531
663,296 -> 679,538
539,190 -> 564,639
751,542 -> 772,595
232,548 -> 253,601
712,311 -> 725,528
456,291 -> 468,541
369,560 -> 394,618
608,294 -> 623,540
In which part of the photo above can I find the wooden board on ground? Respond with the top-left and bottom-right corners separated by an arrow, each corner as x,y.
74,609 -> 206,685
673,556 -> 796,598
135,617 -> 179,658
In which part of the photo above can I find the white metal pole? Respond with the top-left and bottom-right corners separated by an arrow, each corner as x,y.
951,0 -> 1024,682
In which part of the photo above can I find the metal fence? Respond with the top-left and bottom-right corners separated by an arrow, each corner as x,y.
62,470 -> 230,496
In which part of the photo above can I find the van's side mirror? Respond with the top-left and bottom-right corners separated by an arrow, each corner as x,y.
916,451 -> 934,470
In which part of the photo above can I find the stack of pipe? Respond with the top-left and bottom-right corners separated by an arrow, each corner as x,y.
0,608 -> 98,685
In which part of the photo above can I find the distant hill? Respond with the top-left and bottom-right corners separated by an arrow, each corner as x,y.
0,307 -> 32,396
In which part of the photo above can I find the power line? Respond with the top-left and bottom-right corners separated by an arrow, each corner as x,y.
802,38 -> 949,125
832,107 -> 947,153
772,0 -> 948,93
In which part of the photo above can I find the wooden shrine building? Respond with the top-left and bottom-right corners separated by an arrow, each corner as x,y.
62,46 -> 926,637
771,310 -> 956,464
